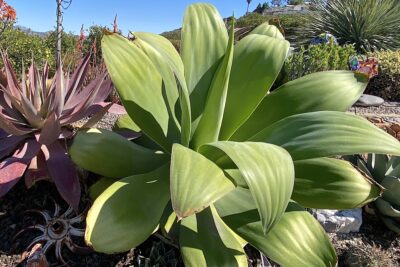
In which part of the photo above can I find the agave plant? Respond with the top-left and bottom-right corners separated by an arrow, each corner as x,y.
308,0 -> 400,52
346,154 -> 400,234
0,52 -> 124,209
69,3 -> 400,266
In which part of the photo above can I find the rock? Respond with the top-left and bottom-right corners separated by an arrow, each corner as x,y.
355,94 -> 384,107
312,209 -> 363,234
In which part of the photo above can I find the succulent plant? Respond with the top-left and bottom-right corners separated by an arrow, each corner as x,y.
346,154 -> 400,234
0,52 -> 124,209
69,3 -> 400,266
14,200 -> 90,265
308,0 -> 400,52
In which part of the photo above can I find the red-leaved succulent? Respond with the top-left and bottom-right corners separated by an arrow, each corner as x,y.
0,52 -> 124,209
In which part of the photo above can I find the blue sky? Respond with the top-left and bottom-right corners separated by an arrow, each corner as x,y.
7,1 -> 254,34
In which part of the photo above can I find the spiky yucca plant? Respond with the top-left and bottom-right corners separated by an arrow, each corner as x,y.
0,53 -> 124,208
70,3 -> 400,266
309,0 -> 400,52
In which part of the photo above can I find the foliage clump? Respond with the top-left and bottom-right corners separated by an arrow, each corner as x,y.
365,50 -> 400,100
285,43 -> 356,81
307,0 -> 400,52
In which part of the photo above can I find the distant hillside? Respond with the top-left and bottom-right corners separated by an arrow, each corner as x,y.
14,25 -> 51,37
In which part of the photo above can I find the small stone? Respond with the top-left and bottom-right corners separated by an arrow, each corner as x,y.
355,94 -> 385,107
312,208 -> 363,234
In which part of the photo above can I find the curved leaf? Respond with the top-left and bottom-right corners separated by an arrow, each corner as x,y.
131,32 -> 192,145
133,32 -> 183,144
250,111 -> 400,160
215,188 -> 337,267
170,144 -> 235,219
69,128 -> 169,178
88,177 -> 116,201
293,158 -> 382,209
180,206 -> 247,267
219,34 -> 290,140
200,142 -> 294,233
85,165 -> 170,253
190,20 -> 235,149
250,23 -> 285,39
231,71 -> 368,141
102,33 -> 172,151
181,3 -> 228,130
114,114 -> 141,132
380,176 -> 400,206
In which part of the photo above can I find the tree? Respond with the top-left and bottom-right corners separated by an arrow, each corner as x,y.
246,0 -> 252,14
55,0 -> 72,68
0,0 -> 16,37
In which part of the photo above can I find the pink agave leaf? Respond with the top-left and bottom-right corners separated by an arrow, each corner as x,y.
0,112 -> 32,136
25,151 -> 49,189
0,139 -> 41,197
0,51 -> 21,100
51,66 -> 65,116
41,142 -> 81,210
60,73 -> 107,125
64,55 -> 91,102
19,92 -> 44,128
0,91 -> 26,122
37,112 -> 61,145
29,63 -> 42,111
63,73 -> 106,111
81,102 -> 113,129
0,135 -> 26,159
93,78 -> 113,103
41,62 -> 49,97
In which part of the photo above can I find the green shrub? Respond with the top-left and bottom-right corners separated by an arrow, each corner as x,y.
365,50 -> 400,100
308,0 -> 400,52
236,13 -> 311,46
285,43 -> 356,81
0,28 -> 53,74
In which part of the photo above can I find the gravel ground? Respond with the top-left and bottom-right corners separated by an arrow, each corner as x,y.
348,102 -> 400,123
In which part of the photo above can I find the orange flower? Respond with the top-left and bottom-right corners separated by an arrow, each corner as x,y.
0,0 -> 16,21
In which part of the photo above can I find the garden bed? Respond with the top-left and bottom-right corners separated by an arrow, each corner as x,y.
1,105 -> 400,267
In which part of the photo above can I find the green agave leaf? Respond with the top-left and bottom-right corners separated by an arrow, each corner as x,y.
366,154 -> 389,182
133,32 -> 191,146
375,198 -> 400,218
381,216 -> 400,234
293,158 -> 382,209
200,142 -> 294,233
231,71 -> 368,141
386,156 -> 400,177
89,177 -> 117,201
180,206 -> 247,267
215,188 -> 337,267
69,128 -> 169,178
114,114 -> 141,132
159,203 -> 179,238
181,3 -> 228,131
380,176 -> 400,206
250,111 -> 400,160
190,19 -> 235,149
250,23 -> 285,39
170,144 -> 235,219
85,164 -> 170,253
131,33 -> 180,137
219,34 -> 290,140
102,33 -> 173,151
